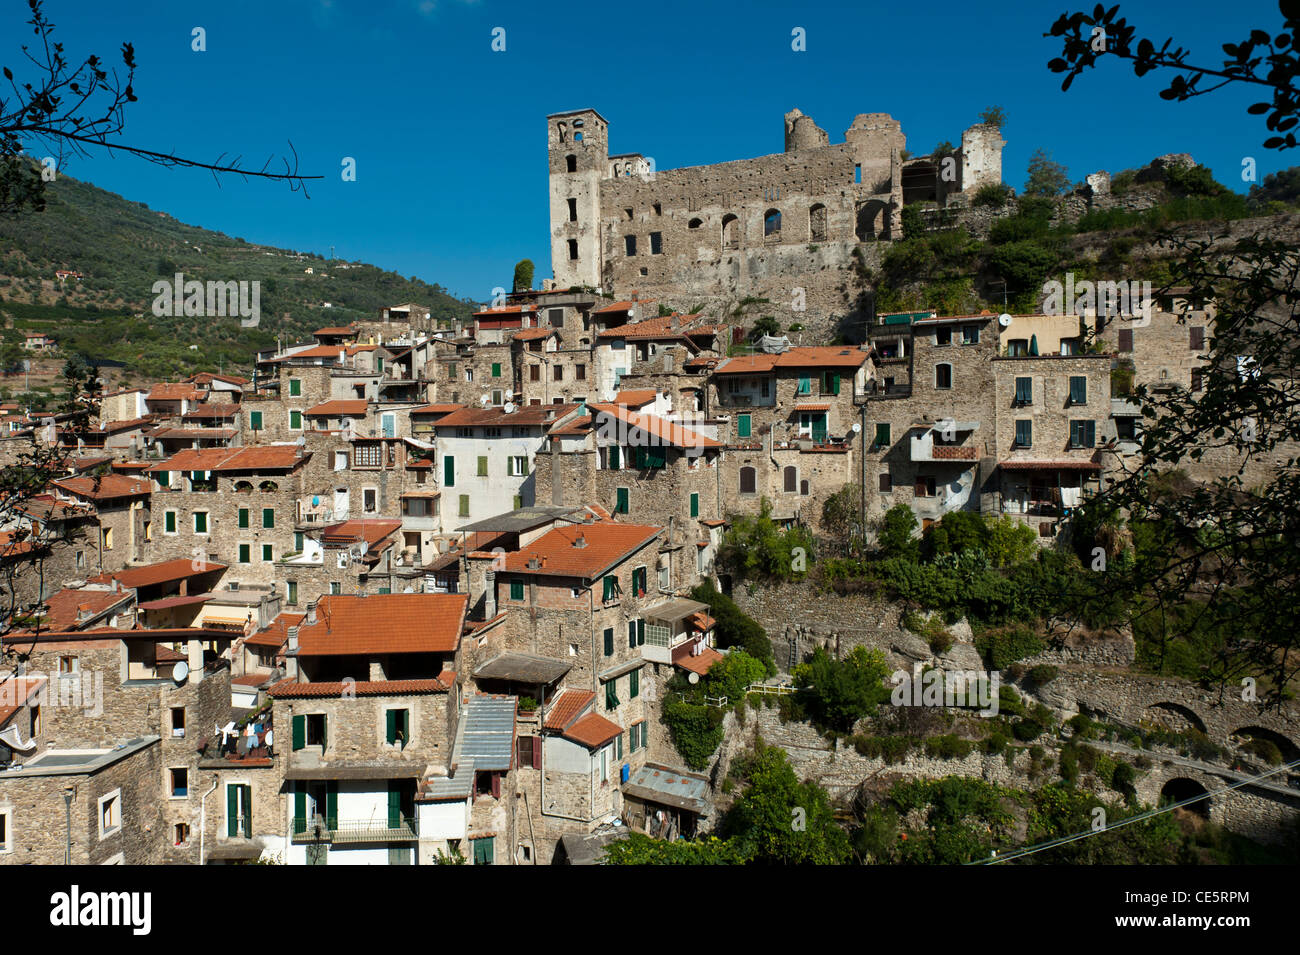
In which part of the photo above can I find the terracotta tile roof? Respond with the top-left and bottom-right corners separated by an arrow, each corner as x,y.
89,558 -> 226,589
0,675 -> 47,727
150,427 -> 237,440
612,389 -> 658,408
548,415 -> 593,437
410,403 -> 465,415
562,712 -> 623,748
293,593 -> 468,656
593,299 -> 654,314
102,416 -> 155,434
313,326 -> 358,336
597,314 -> 691,340
673,643 -> 723,676
40,588 -> 133,631
473,304 -> 536,317
147,446 -> 303,473
713,354 -> 779,374
245,612 -> 305,649
436,404 -> 579,428
265,345 -> 349,362
588,403 -> 720,450
183,403 -> 241,419
53,474 -> 152,501
716,347 -> 871,374
999,459 -> 1102,471
544,688 -> 595,730
0,530 -> 41,558
72,455 -> 113,471
793,403 -> 832,412
137,593 -> 214,611
147,383 -> 205,402
931,445 -> 979,460
231,673 -> 270,687
186,372 -> 251,386
500,521 -> 662,580
511,327 -> 557,341
155,643 -> 186,663
320,519 -> 402,547
268,678 -> 451,698
306,399 -> 369,416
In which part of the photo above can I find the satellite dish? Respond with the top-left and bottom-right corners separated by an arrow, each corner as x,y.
503,402 -> 516,415
687,671 -> 700,685
998,313 -> 1012,327
171,661 -> 189,683
851,422 -> 861,433
480,393 -> 491,406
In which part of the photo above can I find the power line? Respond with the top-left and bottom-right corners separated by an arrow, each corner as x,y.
969,755 -> 1300,865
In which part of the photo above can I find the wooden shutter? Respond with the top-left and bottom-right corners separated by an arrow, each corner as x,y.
637,619 -> 645,645
386,709 -> 397,745
604,627 -> 614,655
628,621 -> 637,648
294,786 -> 306,834
1189,327 -> 1204,350
491,773 -> 501,799
616,487 -> 629,514
1118,329 -> 1133,352
690,493 -> 699,517
325,782 -> 338,830
879,472 -> 892,492
914,477 -> 928,497
609,445 -> 620,470
738,414 -> 751,438
241,786 -> 252,837
292,715 -> 305,751
784,466 -> 797,492
387,782 -> 401,828
630,669 -> 639,698
227,785 -> 239,838
443,456 -> 455,486
740,467 -> 755,493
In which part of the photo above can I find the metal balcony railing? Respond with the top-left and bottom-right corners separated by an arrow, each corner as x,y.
292,814 -> 418,843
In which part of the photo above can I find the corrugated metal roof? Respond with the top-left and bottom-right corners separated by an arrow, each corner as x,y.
420,760 -> 475,801
454,696 -> 516,771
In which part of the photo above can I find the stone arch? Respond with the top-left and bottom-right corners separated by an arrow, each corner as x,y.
856,199 -> 888,240
721,214 -> 739,250
565,154 -> 577,173
688,217 -> 703,230
763,208 -> 782,237
809,203 -> 827,242
1228,726 -> 1300,764
1142,702 -> 1207,735
1160,777 -> 1211,818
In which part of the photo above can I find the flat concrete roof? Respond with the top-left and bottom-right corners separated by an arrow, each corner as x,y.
2,736 -> 159,778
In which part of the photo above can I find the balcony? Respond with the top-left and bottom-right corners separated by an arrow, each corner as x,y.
909,422 -> 980,463
291,814 -> 419,844
639,597 -> 712,665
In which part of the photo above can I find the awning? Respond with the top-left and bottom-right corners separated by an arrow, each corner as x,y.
139,593 -> 215,611
474,652 -> 571,685
641,597 -> 709,624
794,403 -> 831,412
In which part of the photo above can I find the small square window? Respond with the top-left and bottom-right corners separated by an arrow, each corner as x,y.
170,767 -> 189,798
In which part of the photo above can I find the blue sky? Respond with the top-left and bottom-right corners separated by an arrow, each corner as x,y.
5,0 -> 1285,302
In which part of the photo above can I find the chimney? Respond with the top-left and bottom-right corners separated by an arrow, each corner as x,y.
484,571 -> 496,619
306,601 -> 318,626
287,626 -> 299,652
527,556 -> 541,570
77,604 -> 93,623
573,534 -> 587,549
630,291 -> 639,302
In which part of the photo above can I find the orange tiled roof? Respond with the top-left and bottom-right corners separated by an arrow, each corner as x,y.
593,299 -> 655,314
544,688 -> 595,730
306,399 -> 369,416
597,314 -> 690,340
146,446 -> 303,473
673,643 -> 723,676
53,474 -> 152,500
245,611 -> 306,649
612,389 -> 658,408
268,678 -> 451,698
39,587 -> 133,631
292,593 -> 468,656
588,403 -> 720,450
186,372 -> 251,386
313,326 -> 358,336
147,383 -> 205,402
320,519 -> 402,547
562,712 -> 623,748
511,327 -> 557,341
547,415 -> 593,437
716,347 -> 871,374
0,675 -> 47,727
500,521 -> 661,580
89,558 -> 225,589
410,403 -> 466,415
436,404 -> 579,428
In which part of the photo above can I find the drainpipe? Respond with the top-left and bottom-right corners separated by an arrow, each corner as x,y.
199,774 -> 219,865
860,398 -> 867,546
62,787 -> 74,864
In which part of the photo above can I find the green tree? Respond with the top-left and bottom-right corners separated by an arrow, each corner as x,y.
689,580 -> 775,673
876,503 -> 919,560
792,646 -> 892,733
978,105 -> 1007,129
512,258 -> 534,292
1023,148 -> 1070,197
749,315 -> 781,340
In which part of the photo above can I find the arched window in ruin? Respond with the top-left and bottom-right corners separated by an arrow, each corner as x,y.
688,218 -> 703,230
259,480 -> 279,492
556,121 -> 568,143
565,154 -> 577,173
809,203 -> 827,242
233,480 -> 254,493
856,199 -> 887,240
721,214 -> 739,250
763,208 -> 782,237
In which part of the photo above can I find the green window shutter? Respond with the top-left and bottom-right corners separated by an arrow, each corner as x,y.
510,580 -> 524,601
326,782 -> 338,830
637,619 -> 645,645
602,576 -> 615,601
165,512 -> 176,533
387,781 -> 401,829
512,494 -> 522,510
737,414 -> 751,438
250,411 -> 262,431
238,544 -> 250,564
630,668 -> 639,698
492,362 -> 501,377
241,786 -> 252,837
459,494 -> 469,517
603,627 -> 614,656
194,512 -> 207,533
290,379 -> 301,396
690,493 -> 699,518
287,581 -> 297,605
605,680 -> 617,709
519,458 -> 529,476
262,508 -> 274,528
628,621 -> 637,648
292,715 -> 305,751
290,410 -> 301,429
1069,376 -> 1087,404
293,787 -> 306,834
608,445 -> 620,470
295,531 -> 304,551
798,376 -> 811,395
443,456 -> 455,487
831,372 -> 841,395
321,715 -> 327,751
227,785 -> 239,838
1016,420 -> 1032,447
875,423 -> 890,448
377,357 -> 384,374
238,508 -> 249,528
616,733 -> 623,759
386,710 -> 397,745
1085,420 -> 1096,447
157,470 -> 170,487
616,487 -> 629,514
262,544 -> 273,562
477,456 -> 488,477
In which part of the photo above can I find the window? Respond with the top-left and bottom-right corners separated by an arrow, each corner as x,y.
763,209 -> 782,235
59,655 -> 80,677
262,544 -> 273,562
238,543 -> 251,564
386,709 -> 410,749
1187,326 -> 1206,351
363,488 -> 377,513
874,422 -> 891,448
1191,369 -> 1204,393
630,669 -> 640,698
602,576 -> 619,602
290,410 -> 302,430
1,808 -> 11,853
447,362 -> 457,379
1069,420 -> 1096,448
737,414 -> 751,438
575,363 -> 586,380
567,197 -> 578,221
510,579 -> 524,602
616,487 -> 629,514
226,784 -> 252,839
174,822 -> 190,846
565,154 -> 576,173
459,495 -> 470,518
491,362 -> 501,378
935,364 -> 952,389
98,790 -> 121,839
624,235 -> 637,256
477,456 -> 488,477
508,456 -> 529,477
193,511 -> 209,534
262,508 -> 275,529
820,371 -> 841,395
101,527 -> 113,550
605,679 -> 619,710
1116,416 -> 1138,440
287,581 -> 298,605
739,466 -> 756,494
164,511 -> 177,534
607,445 -> 621,470
289,379 -> 301,397
568,239 -> 578,261
1118,328 -> 1133,352
650,232 -> 663,254
784,466 -> 797,493
1014,377 -> 1032,405
796,376 -> 811,395
443,456 -> 455,487
330,581 -> 341,595
1014,419 -> 1033,448
1006,339 -> 1028,357
935,327 -> 952,347
603,627 -> 615,657
472,836 -> 494,865
299,714 -> 327,748
962,325 -> 980,345
529,364 -> 540,382
632,566 -> 647,596
616,733 -> 623,759
1068,376 -> 1087,405
690,493 -> 699,518
250,410 -> 263,431
879,472 -> 893,493
553,364 -> 563,382
914,476 -> 938,498
170,768 -> 189,798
